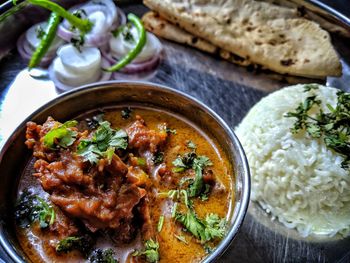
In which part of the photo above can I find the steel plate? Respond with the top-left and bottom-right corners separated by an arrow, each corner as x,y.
0,1 -> 350,262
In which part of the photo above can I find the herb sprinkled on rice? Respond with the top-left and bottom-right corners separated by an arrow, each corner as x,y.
236,84 -> 350,237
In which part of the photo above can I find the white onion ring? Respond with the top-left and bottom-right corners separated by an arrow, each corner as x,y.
101,33 -> 163,73
57,0 -> 125,47
16,33 -> 54,67
49,57 -> 112,92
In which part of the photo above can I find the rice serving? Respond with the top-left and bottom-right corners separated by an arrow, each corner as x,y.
236,84 -> 350,237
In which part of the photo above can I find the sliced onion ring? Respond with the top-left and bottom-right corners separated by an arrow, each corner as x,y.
57,2 -> 126,47
49,57 -> 112,92
17,33 -> 54,68
101,33 -> 163,73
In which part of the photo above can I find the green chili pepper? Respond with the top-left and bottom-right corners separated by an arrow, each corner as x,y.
27,0 -> 92,33
0,1 -> 28,23
105,13 -> 146,72
28,12 -> 61,69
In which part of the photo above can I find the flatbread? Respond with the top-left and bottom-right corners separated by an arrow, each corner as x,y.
142,11 -> 251,67
143,0 -> 342,78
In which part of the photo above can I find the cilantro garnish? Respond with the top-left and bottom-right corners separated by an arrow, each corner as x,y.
34,196 -> 55,228
77,121 -> 128,164
14,191 -> 55,229
175,211 -> 226,243
56,234 -> 95,257
132,239 -> 159,263
172,152 -> 212,197
165,127 -> 177,135
152,152 -> 164,165
187,140 -> 197,150
286,87 -> 350,169
157,215 -> 164,232
121,107 -> 132,119
35,25 -> 45,39
43,120 -> 78,149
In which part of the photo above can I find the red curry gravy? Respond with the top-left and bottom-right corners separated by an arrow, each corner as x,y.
16,107 -> 234,263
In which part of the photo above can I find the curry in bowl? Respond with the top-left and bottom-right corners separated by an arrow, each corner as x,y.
15,106 -> 233,262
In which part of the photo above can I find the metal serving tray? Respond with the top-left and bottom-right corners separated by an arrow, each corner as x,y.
0,0 -> 349,262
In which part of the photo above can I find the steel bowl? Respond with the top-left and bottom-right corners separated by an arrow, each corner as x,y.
0,81 -> 250,262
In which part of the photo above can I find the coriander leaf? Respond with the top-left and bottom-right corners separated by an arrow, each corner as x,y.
172,152 -> 197,170
303,84 -> 319,92
71,35 -> 85,52
153,152 -> 164,165
56,234 -> 95,257
121,107 -> 132,119
77,144 -> 102,164
43,120 -> 78,149
35,25 -> 45,39
187,140 -> 197,150
175,210 -> 206,241
77,120 -> 128,164
157,215 -> 164,232
174,234 -> 188,244
165,127 -> 177,135
137,157 -> 146,166
175,211 -> 226,243
14,189 -> 37,227
306,123 -> 321,138
109,129 -> 128,149
286,88 -> 350,173
86,114 -> 104,129
34,196 -> 55,228
89,248 -> 118,263
203,213 -> 226,241
133,239 -> 159,263
187,156 -> 212,197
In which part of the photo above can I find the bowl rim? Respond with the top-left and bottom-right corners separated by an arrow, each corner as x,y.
0,80 -> 250,263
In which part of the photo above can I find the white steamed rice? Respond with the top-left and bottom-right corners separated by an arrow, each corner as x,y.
236,84 -> 350,237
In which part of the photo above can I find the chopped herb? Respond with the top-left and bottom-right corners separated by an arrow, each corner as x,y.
165,127 -> 177,135
71,34 -> 85,52
157,215 -> 165,232
172,152 -> 197,171
186,140 -> 197,150
286,88 -> 350,169
35,25 -> 45,39
174,234 -> 188,244
303,84 -> 319,92
15,191 -> 56,229
122,23 -> 135,43
137,157 -> 146,166
56,234 -> 95,257
172,153 -> 213,197
187,156 -> 212,197
152,152 -> 164,165
43,120 -> 78,149
34,196 -> 56,228
89,248 -> 118,263
203,244 -> 214,254
175,211 -> 226,243
77,121 -> 128,164
69,9 -> 88,31
86,114 -> 104,129
14,189 -> 38,227
200,184 -> 210,201
121,107 -> 132,119
171,202 -> 178,218
133,239 -> 160,263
